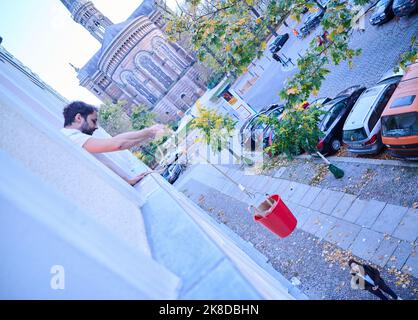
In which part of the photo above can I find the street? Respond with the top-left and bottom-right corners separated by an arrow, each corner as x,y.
232,8 -> 418,112
173,7 -> 418,300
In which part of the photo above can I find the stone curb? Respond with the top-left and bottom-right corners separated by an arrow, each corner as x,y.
296,154 -> 418,168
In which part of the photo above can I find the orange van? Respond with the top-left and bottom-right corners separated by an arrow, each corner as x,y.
381,62 -> 418,160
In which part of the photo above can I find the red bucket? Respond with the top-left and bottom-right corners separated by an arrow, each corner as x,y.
251,194 -> 297,238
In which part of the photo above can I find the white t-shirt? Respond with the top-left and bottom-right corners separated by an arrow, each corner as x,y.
60,128 -> 92,148
60,128 -> 131,180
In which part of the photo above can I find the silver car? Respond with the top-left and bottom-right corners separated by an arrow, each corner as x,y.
342,69 -> 404,154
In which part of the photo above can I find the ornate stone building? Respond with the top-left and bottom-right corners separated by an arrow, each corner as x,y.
61,0 -> 206,123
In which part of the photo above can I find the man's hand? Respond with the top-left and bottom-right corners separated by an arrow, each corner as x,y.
372,286 -> 379,291
147,124 -> 166,140
126,171 -> 152,186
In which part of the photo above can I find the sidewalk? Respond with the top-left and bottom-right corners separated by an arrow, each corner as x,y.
175,164 -> 418,279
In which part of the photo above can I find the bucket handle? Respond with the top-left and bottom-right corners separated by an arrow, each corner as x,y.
247,194 -> 276,217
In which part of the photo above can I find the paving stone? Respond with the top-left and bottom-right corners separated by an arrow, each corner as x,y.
319,190 -> 345,215
343,198 -> 367,223
331,193 -> 357,218
310,189 -> 331,211
285,202 -> 308,228
370,236 -> 400,268
274,167 -> 286,178
298,186 -> 322,208
314,215 -> 338,240
281,181 -> 300,201
294,205 -> 312,229
252,176 -> 273,192
387,240 -> 415,270
372,204 -> 409,235
265,179 -> 285,195
393,208 -> 418,242
276,179 -> 291,198
403,248 -> 418,278
302,207 -> 337,239
355,200 -> 386,228
300,210 -> 323,234
349,228 -> 384,261
240,175 -> 259,189
324,220 -> 362,250
288,183 -> 310,204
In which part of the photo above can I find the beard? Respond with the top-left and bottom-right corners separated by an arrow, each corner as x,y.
80,121 -> 96,136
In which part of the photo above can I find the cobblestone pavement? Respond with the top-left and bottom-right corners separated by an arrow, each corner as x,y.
265,157 -> 418,208
177,178 -> 418,300
233,9 -> 418,111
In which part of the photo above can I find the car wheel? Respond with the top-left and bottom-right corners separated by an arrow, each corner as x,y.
331,139 -> 341,152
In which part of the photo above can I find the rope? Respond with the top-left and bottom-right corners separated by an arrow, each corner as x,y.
196,154 -> 258,199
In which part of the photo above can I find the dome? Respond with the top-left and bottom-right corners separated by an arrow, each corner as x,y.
128,0 -> 155,20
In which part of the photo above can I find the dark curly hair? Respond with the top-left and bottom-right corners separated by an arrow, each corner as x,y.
63,101 -> 98,126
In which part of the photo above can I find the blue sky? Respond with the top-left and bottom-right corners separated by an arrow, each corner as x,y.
0,0 -> 176,105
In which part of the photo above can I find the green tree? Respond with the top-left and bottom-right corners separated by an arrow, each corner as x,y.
131,104 -> 156,130
396,35 -> 418,72
160,0 -> 290,76
191,105 -> 236,153
98,100 -> 132,136
260,105 -> 325,159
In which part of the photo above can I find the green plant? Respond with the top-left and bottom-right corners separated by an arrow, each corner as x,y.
260,106 -> 325,159
131,104 -> 156,130
98,100 -> 132,136
396,35 -> 418,72
191,104 -> 236,153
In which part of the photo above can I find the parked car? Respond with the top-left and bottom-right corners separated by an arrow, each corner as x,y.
305,96 -> 332,109
381,62 -> 418,160
269,33 -> 289,53
240,104 -> 285,152
392,0 -> 418,16
316,86 -> 366,155
161,163 -> 185,184
370,0 -> 394,25
299,9 -> 325,37
342,72 -> 402,154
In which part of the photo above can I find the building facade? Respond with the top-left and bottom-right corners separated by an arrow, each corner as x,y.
61,0 -> 206,123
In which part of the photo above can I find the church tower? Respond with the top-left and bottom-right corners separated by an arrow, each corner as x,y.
60,0 -> 113,42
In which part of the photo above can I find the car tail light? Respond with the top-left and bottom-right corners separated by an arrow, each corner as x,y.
317,139 -> 324,150
365,134 -> 377,146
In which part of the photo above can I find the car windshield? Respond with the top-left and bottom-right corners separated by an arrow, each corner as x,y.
382,112 -> 418,137
343,128 -> 367,141
274,36 -> 284,44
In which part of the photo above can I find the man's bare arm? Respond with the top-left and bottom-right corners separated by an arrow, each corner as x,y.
82,125 -> 165,153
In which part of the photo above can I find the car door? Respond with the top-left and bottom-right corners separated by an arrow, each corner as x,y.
327,101 -> 348,139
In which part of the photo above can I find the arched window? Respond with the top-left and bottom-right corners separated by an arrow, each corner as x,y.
152,37 -> 188,70
121,71 -> 157,105
135,52 -> 174,89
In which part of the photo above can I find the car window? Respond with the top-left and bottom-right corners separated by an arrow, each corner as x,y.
382,112 -> 418,137
343,128 -> 368,141
321,102 -> 345,131
270,110 -> 282,118
390,95 -> 416,109
367,111 -> 380,132
376,84 -> 396,115
368,84 -> 396,131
